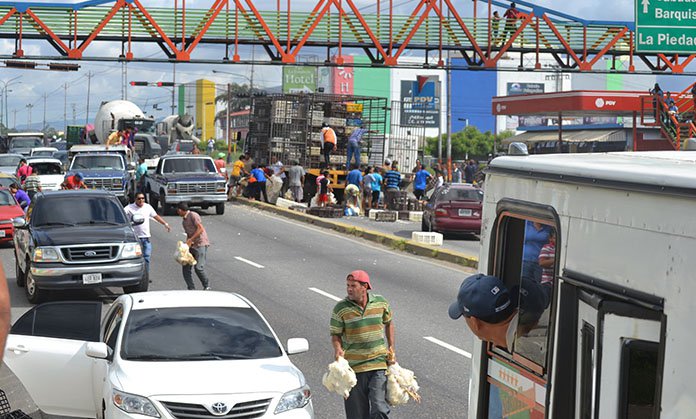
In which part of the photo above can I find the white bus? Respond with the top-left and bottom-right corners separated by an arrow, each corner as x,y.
470,151 -> 695,418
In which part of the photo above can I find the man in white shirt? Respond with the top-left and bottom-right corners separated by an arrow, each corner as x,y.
124,193 -> 171,274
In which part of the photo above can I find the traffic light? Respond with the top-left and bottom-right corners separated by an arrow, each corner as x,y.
130,81 -> 149,86
6,60 -> 36,69
156,81 -> 175,87
48,62 -> 79,71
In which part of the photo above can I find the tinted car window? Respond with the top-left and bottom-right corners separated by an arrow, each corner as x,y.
0,190 -> 15,205
11,302 -> 101,342
163,158 -> 215,174
32,151 -> 54,157
436,186 -> 483,202
71,155 -> 124,170
32,196 -> 128,226
0,155 -> 21,166
11,138 -> 43,148
121,307 -> 283,361
29,162 -> 63,175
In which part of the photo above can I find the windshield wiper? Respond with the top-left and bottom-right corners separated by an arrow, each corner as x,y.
75,221 -> 121,226
126,353 -> 231,361
37,222 -> 76,227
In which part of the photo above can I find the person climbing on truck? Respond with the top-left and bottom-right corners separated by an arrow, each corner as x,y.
321,123 -> 337,168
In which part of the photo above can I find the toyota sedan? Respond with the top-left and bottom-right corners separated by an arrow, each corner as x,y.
5,291 -> 314,418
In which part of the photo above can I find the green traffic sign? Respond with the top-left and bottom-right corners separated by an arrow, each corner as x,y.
635,0 -> 696,53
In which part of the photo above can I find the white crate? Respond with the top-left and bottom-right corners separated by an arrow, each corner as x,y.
408,211 -> 424,222
411,231 -> 443,246
368,209 -> 384,220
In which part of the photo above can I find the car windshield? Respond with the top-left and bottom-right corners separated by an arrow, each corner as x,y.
172,141 -> 195,153
163,158 -> 215,174
32,196 -> 127,227
11,138 -> 43,148
0,178 -> 15,188
71,155 -> 124,170
0,190 -> 15,206
121,307 -> 283,361
437,186 -> 483,202
0,155 -> 21,167
123,119 -> 155,135
29,163 -> 63,175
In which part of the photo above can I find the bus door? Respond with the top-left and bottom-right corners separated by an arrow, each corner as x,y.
566,276 -> 664,419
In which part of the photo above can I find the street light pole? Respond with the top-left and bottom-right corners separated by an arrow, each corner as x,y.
0,76 -> 22,130
26,104 -> 34,130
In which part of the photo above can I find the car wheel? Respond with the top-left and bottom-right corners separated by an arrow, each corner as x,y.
25,268 -> 45,304
15,256 -> 25,287
123,270 -> 149,294
163,203 -> 176,216
150,193 -> 159,211
216,202 -> 225,215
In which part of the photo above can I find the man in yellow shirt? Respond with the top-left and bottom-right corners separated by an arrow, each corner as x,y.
228,154 -> 249,199
106,129 -> 124,147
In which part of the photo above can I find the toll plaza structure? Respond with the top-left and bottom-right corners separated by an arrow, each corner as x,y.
491,89 -> 696,152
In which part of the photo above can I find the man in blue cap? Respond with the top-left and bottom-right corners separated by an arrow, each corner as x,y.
448,273 -> 546,351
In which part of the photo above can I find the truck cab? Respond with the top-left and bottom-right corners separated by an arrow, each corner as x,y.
67,147 -> 134,204
144,155 -> 227,215
8,133 -> 44,156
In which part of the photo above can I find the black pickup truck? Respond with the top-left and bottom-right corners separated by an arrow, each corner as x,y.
13,190 -> 148,303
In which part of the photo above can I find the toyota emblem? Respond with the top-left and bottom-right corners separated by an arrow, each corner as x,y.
84,251 -> 97,257
211,402 -> 228,415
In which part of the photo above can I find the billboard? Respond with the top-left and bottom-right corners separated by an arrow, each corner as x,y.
283,67 -> 317,93
400,76 -> 440,127
332,56 -> 354,94
507,82 -> 545,96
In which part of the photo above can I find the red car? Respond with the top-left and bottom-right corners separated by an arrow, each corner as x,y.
0,188 -> 24,245
421,183 -> 483,235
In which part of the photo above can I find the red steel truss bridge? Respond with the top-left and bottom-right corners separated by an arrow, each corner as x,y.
0,0 -> 694,74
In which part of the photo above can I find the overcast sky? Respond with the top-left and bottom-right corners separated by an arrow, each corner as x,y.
0,0 -> 635,129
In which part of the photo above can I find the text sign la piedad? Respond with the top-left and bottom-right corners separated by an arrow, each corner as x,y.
635,0 -> 696,53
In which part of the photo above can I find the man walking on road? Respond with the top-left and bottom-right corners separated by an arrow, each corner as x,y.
124,193 -> 171,275
286,160 -> 306,202
177,203 -> 212,290
330,270 -> 395,419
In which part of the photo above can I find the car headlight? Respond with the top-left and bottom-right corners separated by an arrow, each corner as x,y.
33,247 -> 60,262
167,183 -> 178,194
274,385 -> 311,414
216,181 -> 226,192
113,178 -> 123,188
112,389 -> 160,417
121,243 -> 142,258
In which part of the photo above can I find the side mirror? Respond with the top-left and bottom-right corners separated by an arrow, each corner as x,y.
131,214 -> 145,226
12,217 -> 26,228
286,338 -> 309,355
85,342 -> 109,359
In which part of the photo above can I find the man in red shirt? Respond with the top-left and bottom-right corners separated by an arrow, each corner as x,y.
214,152 -> 227,180
16,159 -> 32,185
501,2 -> 521,45
61,172 -> 87,190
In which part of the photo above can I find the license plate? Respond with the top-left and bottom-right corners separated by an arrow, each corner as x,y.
82,273 -> 102,284
458,209 -> 472,217
0,231 -> 5,238
190,197 -> 203,202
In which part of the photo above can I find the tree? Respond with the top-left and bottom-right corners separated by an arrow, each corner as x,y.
214,82 -> 253,123
425,126 -> 514,160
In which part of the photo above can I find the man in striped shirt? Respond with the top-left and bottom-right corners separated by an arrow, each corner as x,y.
330,270 -> 395,418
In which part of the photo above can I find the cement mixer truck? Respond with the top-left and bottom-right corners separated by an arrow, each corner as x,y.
90,100 -> 162,160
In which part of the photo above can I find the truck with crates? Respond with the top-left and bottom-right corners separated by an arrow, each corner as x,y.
246,93 -> 388,202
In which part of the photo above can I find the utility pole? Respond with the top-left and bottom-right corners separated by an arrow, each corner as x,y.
12,109 -> 17,129
85,71 -> 93,125
63,83 -> 68,132
172,62 -> 176,114
71,103 -> 76,125
42,92 -> 47,132
26,104 -> 34,130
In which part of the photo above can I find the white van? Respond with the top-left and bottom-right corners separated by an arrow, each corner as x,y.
469,151 -> 695,419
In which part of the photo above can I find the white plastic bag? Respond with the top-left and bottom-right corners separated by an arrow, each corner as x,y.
386,363 -> 421,406
174,241 -> 197,266
322,356 -> 357,398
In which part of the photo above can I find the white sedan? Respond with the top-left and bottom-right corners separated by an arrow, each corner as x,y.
4,291 -> 314,418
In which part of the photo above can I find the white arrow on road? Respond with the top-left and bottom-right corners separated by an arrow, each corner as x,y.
642,0 -> 650,14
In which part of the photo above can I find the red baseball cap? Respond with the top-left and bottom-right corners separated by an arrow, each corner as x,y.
347,270 -> 371,290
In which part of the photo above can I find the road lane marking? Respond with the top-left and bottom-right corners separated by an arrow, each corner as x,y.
309,287 -> 342,302
423,336 -> 472,358
234,256 -> 265,269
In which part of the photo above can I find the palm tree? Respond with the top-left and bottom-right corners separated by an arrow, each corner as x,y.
214,82 -> 254,122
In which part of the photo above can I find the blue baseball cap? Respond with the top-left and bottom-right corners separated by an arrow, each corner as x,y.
448,274 -> 513,323
75,172 -> 84,180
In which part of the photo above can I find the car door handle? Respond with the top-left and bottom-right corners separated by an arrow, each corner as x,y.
6,345 -> 29,354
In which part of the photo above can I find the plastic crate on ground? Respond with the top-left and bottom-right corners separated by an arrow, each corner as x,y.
375,210 -> 398,222
411,231 -> 444,246
409,211 -> 424,222
398,210 -> 410,220
308,206 -> 343,218
368,209 -> 384,220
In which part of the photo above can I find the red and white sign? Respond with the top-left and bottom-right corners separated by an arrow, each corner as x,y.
332,56 -> 354,95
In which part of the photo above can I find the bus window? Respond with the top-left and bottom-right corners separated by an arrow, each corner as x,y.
619,339 -> 659,419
